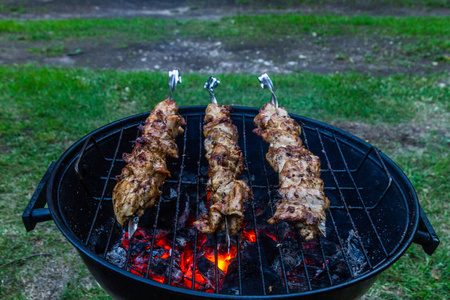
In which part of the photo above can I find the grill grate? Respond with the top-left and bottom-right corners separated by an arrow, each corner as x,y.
69,108 -> 410,296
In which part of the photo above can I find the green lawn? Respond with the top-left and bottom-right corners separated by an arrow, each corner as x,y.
233,0 -> 450,8
0,65 -> 448,299
1,14 -> 449,62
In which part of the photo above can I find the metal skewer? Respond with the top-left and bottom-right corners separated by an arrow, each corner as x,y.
224,216 -> 230,254
258,73 -> 278,108
128,216 -> 139,239
127,69 -> 182,240
319,220 -> 327,237
204,76 -> 231,254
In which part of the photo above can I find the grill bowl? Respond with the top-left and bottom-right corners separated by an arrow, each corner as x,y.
23,106 -> 439,299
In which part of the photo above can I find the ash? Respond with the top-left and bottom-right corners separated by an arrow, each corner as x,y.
106,242 -> 127,268
342,230 -> 368,277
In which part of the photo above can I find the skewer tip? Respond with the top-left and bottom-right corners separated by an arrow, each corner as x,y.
319,220 -> 326,237
224,216 -> 231,254
127,216 -> 139,240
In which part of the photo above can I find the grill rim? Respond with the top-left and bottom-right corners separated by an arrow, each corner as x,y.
46,105 -> 420,299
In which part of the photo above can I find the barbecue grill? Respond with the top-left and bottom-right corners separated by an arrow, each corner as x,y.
23,106 -> 439,300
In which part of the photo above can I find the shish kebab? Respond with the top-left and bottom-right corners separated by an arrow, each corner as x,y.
193,77 -> 253,248
253,74 -> 330,241
112,70 -> 186,238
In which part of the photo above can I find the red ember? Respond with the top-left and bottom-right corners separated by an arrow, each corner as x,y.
242,229 -> 257,243
242,229 -> 278,243
119,227 -> 235,292
203,245 -> 237,273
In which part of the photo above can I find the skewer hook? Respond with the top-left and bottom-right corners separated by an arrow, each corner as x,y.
204,76 -> 220,104
258,73 -> 278,108
168,69 -> 182,100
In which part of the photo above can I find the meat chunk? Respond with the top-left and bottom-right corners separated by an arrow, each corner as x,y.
194,103 -> 252,236
253,103 -> 329,240
112,99 -> 185,226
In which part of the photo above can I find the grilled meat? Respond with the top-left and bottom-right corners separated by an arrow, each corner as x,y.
112,99 -> 185,226
194,104 -> 252,236
253,103 -> 330,241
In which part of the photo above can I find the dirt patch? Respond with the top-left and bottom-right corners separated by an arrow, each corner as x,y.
1,1 -> 449,75
1,35 -> 447,76
1,0 -> 449,20
331,121 -> 449,150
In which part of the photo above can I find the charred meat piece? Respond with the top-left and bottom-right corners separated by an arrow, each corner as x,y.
253,103 -> 330,241
194,103 -> 252,236
112,99 -> 185,226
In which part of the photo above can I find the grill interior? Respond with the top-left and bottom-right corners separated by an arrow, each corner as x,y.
55,107 -> 412,296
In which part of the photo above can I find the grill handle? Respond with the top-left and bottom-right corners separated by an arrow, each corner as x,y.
413,205 -> 440,255
22,162 -> 55,232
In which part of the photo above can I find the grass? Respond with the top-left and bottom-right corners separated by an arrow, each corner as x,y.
0,65 -> 448,299
1,14 -> 448,39
0,14 -> 448,61
234,0 -> 450,8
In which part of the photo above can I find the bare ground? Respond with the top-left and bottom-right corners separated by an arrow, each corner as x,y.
1,0 -> 449,76
1,35 -> 449,76
1,0 -> 449,20
334,121 -> 449,149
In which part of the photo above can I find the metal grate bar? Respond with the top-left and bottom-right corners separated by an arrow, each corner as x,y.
75,135 -> 106,199
259,141 -> 290,294
102,222 -> 117,259
354,145 -> 382,174
321,169 -> 355,173
300,124 -> 357,279
300,123 -> 311,149
144,194 -> 163,278
364,149 -> 393,210
313,128 -> 373,270
335,145 -> 393,211
124,233 -> 135,272
167,114 -> 189,286
302,124 -> 395,213
85,128 -> 124,246
317,236 -> 333,285
326,210 -> 356,278
107,167 -> 355,175
191,113 -> 204,290
334,136 -> 389,257
241,115 -> 266,295
294,228 -> 312,291
98,179 -> 363,192
214,233 -> 220,293
236,232 -> 243,295
302,124 -> 374,174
